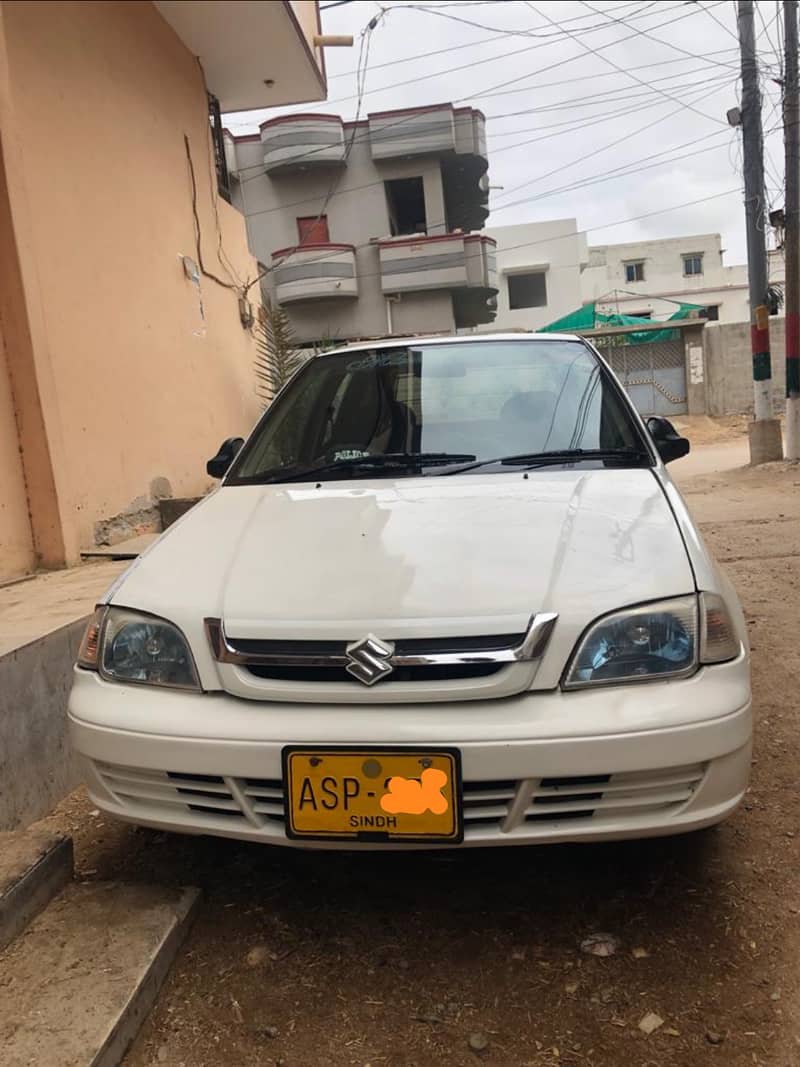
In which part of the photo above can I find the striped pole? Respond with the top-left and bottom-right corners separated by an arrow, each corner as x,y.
785,0 -> 799,460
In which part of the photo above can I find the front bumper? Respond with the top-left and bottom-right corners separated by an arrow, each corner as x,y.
68,661 -> 752,849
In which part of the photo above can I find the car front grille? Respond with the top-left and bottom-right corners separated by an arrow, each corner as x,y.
204,615 -> 559,702
244,663 -> 504,684
94,761 -> 707,837
229,633 -> 520,686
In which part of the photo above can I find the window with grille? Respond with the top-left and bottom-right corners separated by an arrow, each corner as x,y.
207,92 -> 231,204
683,254 -> 703,276
624,261 -> 645,283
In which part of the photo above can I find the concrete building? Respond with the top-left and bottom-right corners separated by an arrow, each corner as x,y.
483,219 -> 588,332
580,233 -> 753,324
486,225 -> 788,333
228,104 -> 498,344
0,1 -> 327,582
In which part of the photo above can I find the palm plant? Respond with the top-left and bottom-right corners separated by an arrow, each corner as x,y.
254,303 -> 305,406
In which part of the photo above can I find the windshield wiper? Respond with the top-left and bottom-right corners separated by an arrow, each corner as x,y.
257,452 -> 477,484
440,447 -> 651,475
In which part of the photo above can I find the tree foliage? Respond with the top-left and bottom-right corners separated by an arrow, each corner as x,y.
254,303 -> 305,406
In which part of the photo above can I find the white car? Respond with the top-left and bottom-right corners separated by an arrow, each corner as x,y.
69,334 -> 751,849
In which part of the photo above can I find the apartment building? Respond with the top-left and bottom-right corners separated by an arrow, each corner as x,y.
0,0 -> 326,581
228,104 -> 498,343
580,233 -> 752,323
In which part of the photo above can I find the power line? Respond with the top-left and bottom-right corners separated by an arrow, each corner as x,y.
448,44 -> 739,105
235,70 -> 731,189
260,188 -> 742,287
374,0 -> 667,40
324,0 -> 649,80
239,66 -> 731,191
486,70 -> 733,136
225,45 -> 740,136
229,3 -> 737,183
237,71 -> 733,222
698,1 -> 739,41
491,72 -> 735,208
486,67 -> 731,123
756,0 -> 783,72
311,2 -> 692,110
488,74 -> 733,158
294,0 -> 737,113
532,0 -> 730,127
492,130 -> 736,215
579,0 -> 739,71
245,6 -> 385,295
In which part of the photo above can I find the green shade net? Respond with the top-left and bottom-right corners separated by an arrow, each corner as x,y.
540,301 -> 704,343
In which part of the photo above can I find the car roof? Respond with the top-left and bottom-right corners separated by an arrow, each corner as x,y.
312,332 -> 583,358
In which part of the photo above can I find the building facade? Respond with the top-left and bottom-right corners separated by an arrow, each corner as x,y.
0,0 -> 326,581
229,104 -> 498,344
580,233 -> 752,324
482,219 -> 588,333
486,225 -> 788,333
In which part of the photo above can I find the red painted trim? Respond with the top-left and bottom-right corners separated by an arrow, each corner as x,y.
751,324 -> 770,353
378,233 -> 467,249
271,242 -> 355,258
464,235 -> 497,248
260,113 -> 343,130
232,133 -> 261,144
453,106 -> 486,121
368,103 -> 454,120
343,119 -> 369,129
786,312 -> 800,358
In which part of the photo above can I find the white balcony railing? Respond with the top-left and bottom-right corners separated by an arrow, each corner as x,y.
378,233 -> 497,295
272,244 -> 358,303
261,114 -> 346,172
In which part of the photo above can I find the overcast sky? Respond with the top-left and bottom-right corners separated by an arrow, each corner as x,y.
225,0 -> 787,264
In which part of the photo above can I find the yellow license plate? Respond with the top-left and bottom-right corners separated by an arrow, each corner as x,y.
283,748 -> 462,842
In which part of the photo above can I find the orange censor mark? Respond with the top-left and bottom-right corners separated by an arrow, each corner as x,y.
380,767 -> 449,816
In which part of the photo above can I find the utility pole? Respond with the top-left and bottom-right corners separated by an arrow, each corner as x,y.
785,0 -> 799,460
738,0 -> 783,462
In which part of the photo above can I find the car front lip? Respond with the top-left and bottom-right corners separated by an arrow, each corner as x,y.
68,660 -> 752,848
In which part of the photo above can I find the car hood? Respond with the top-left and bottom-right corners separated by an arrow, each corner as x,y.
110,470 -> 695,651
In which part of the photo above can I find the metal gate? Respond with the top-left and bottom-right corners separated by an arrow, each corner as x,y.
595,338 -> 688,417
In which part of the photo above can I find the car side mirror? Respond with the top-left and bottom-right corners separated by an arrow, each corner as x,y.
206,437 -> 245,479
646,417 -> 690,464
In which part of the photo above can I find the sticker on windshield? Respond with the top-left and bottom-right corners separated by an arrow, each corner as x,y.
346,351 -> 411,371
334,449 -> 370,461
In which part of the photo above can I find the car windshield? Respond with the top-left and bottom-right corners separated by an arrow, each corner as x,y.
227,339 -> 648,484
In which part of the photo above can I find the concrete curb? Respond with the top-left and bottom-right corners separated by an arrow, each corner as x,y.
92,884 -> 201,1067
0,881 -> 201,1067
0,829 -> 73,951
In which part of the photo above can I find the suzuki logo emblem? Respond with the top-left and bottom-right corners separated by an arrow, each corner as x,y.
345,634 -> 395,686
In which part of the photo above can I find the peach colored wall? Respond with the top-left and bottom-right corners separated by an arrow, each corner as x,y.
2,1 -> 261,559
0,321 -> 35,579
289,1 -> 324,74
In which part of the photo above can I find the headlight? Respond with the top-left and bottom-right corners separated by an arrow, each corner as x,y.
77,607 -> 200,690
563,592 -> 742,689
563,596 -> 698,689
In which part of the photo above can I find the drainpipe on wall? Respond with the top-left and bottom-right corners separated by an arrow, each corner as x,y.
386,294 -> 400,335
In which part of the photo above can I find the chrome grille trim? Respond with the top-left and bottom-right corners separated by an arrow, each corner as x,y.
204,613 -> 558,670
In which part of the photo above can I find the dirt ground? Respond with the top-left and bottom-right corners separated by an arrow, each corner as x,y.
671,414 -> 750,447
44,456 -> 800,1067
